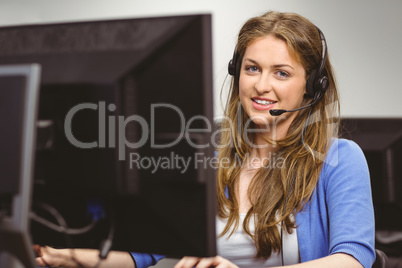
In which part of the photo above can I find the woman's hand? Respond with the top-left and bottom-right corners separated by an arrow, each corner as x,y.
174,255 -> 239,268
33,245 -> 135,268
34,245 -> 79,267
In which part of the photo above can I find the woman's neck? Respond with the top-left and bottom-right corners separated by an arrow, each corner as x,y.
249,117 -> 292,158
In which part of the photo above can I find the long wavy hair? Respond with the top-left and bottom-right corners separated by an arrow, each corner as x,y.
217,11 -> 340,258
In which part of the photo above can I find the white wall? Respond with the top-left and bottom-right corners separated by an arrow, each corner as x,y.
1,0 -> 402,118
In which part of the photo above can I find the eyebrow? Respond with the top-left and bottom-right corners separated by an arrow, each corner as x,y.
243,58 -> 294,70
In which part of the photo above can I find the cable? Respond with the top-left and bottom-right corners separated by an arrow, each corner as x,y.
30,211 -> 97,235
89,202 -> 116,268
31,201 -> 115,267
98,203 -> 116,260
280,108 -> 315,265
31,201 -> 95,268
31,201 -> 97,234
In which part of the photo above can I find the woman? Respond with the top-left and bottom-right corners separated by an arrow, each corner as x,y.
35,11 -> 375,268
175,11 -> 375,268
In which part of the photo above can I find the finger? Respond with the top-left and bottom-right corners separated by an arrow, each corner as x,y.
175,256 -> 199,268
199,256 -> 238,268
32,244 -> 42,257
175,256 -> 200,268
35,246 -> 58,267
196,257 -> 216,268
35,257 -> 46,266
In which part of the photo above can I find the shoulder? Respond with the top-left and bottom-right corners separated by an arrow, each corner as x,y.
324,138 -> 365,167
320,138 -> 370,189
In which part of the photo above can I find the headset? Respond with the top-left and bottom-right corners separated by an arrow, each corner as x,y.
228,27 -> 329,116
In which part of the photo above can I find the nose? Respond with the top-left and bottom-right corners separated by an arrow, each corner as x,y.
254,73 -> 272,95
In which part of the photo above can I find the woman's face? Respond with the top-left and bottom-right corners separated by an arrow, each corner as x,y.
239,35 -> 307,129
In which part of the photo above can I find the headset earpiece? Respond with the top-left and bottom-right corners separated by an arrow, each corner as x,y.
316,75 -> 329,92
306,71 -> 329,98
228,59 -> 236,76
228,48 -> 238,76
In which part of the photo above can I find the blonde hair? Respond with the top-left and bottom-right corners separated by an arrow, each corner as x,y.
217,11 -> 340,258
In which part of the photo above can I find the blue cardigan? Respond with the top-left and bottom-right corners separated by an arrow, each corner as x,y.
131,139 -> 375,268
295,138 -> 375,267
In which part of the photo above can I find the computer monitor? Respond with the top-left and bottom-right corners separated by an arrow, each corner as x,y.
0,14 -> 216,261
341,118 -> 402,230
0,64 -> 41,268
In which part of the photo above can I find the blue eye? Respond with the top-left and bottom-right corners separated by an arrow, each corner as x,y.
276,70 -> 289,79
245,65 -> 259,73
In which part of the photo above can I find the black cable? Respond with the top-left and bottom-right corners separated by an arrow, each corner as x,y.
280,108 -> 314,265
98,202 -> 116,260
87,202 -> 116,268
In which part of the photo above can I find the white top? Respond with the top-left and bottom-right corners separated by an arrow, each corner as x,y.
216,213 -> 300,267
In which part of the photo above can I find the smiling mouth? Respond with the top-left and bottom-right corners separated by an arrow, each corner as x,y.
252,98 -> 277,105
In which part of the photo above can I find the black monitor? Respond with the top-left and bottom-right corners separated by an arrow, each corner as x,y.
0,14 -> 216,262
0,64 -> 41,268
341,118 -> 402,230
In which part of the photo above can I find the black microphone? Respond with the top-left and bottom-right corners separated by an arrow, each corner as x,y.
269,96 -> 321,116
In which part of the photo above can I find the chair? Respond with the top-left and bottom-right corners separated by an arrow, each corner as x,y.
372,249 -> 388,268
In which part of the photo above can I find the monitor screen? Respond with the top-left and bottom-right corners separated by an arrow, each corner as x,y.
341,118 -> 402,230
0,14 -> 216,259
0,74 -> 26,195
